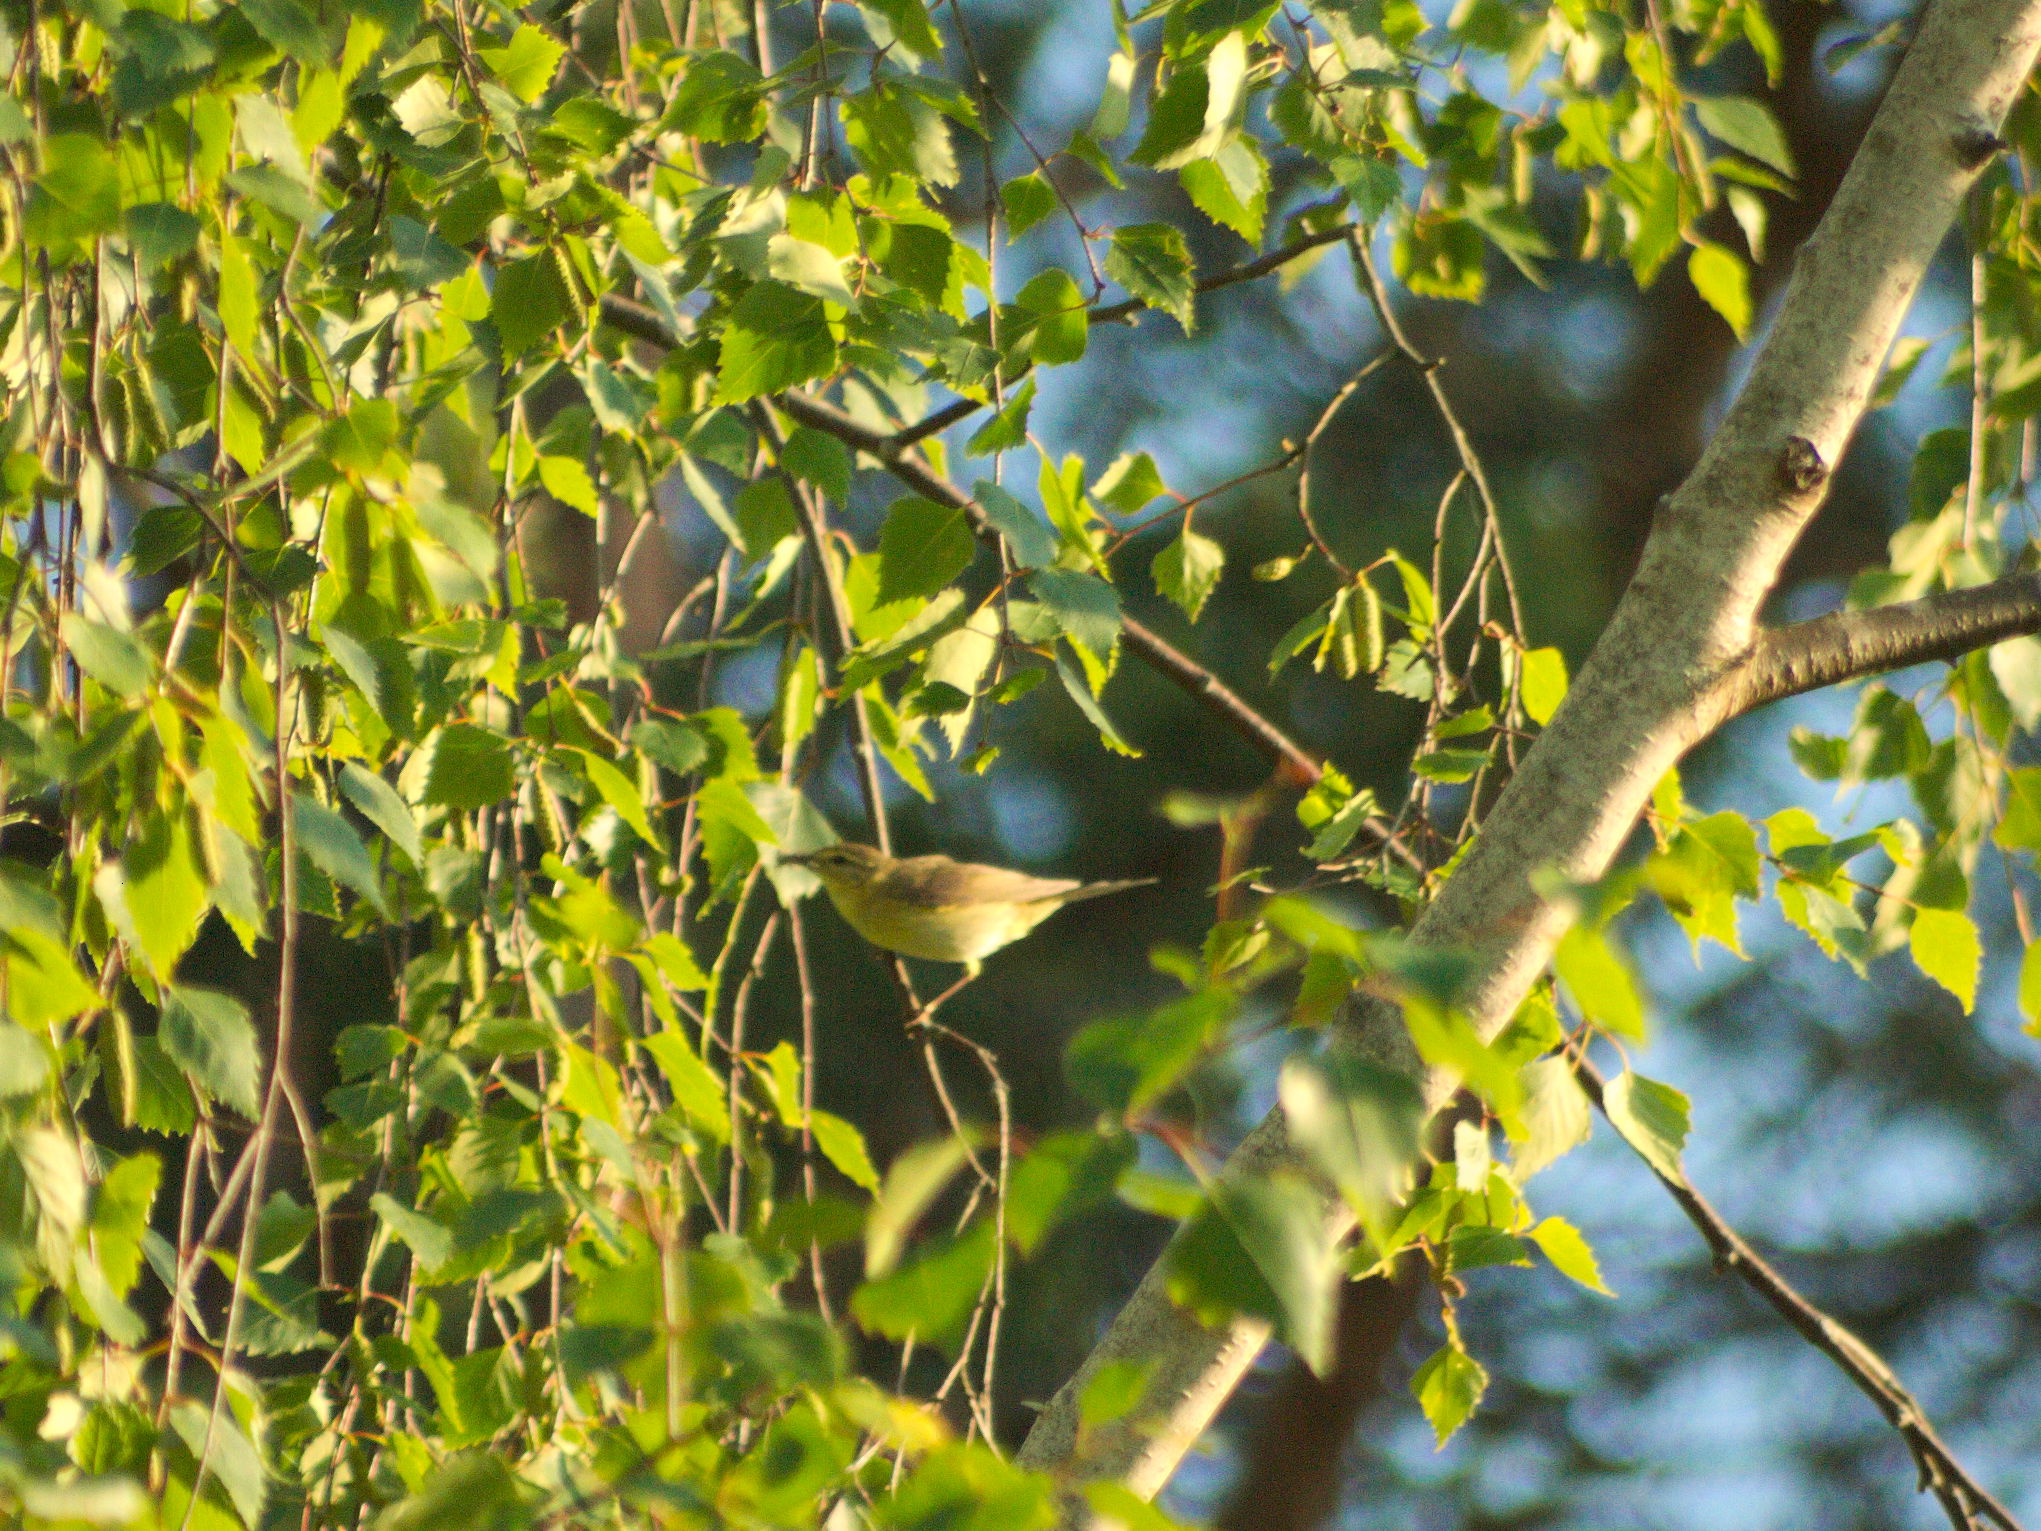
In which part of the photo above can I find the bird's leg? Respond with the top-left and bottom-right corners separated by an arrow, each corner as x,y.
905,964 -> 979,1031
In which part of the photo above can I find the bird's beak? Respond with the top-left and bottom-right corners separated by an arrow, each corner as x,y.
778,850 -> 817,867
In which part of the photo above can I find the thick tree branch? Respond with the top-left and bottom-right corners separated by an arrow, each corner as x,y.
1572,1054 -> 2024,1531
1010,0 -> 2041,1505
1719,572 -> 2041,718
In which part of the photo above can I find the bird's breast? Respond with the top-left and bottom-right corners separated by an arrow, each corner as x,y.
825,885 -> 1051,964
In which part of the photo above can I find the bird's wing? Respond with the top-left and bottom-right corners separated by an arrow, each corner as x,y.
1057,877 -> 1157,905
879,856 -> 1082,908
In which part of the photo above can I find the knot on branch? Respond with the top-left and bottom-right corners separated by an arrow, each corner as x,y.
1953,119 -> 2010,169
1779,435 -> 1828,494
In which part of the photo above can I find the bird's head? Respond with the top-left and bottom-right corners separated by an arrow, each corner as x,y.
782,841 -> 887,890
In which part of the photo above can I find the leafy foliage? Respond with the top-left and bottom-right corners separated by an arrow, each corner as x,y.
0,0 -> 2033,1521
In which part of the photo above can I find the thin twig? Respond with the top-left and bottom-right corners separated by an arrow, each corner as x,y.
1964,192 -> 1990,545
787,903 -> 834,1321
1090,216 -> 1359,326
1573,1053 -> 2023,1531
724,909 -> 781,1232
1346,231 -> 1529,700
181,600 -> 302,1531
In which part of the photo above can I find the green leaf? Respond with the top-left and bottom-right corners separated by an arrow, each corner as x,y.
61,614 -> 150,697
1519,645 -> 1567,724
811,1110 -> 880,1192
666,51 -> 767,142
1646,810 -> 1761,957
1989,636 -> 2041,730
842,84 -> 958,186
1167,1171 -> 1340,1376
1511,1055 -> 1592,1182
1693,95 -> 1796,177
324,624 -> 414,735
1552,925 -> 1645,1038
1092,451 -> 1169,515
26,134 -> 121,247
91,1151 -> 162,1300
1529,1215 -> 1612,1295
1152,528 -> 1225,622
1065,991 -> 1229,1115
1601,1070 -> 1690,1181
237,0 -> 335,64
338,762 -> 423,867
293,793 -> 390,915
1180,138 -> 1268,243
839,588 -> 969,690
730,478 -> 797,559
2021,941 -> 2041,1036
478,23 -> 564,103
1270,601 -> 1332,676
0,1022 -> 50,1097
644,931 -> 710,991
767,233 -> 858,309
1011,267 -> 1088,366
1001,171 -> 1058,235
975,482 -> 1056,569
168,1400 -> 265,1526
1030,568 -> 1121,662
1132,58 -> 1211,168
1411,1341 -> 1489,1445
161,987 -> 261,1119
1909,906 -> 1979,1013
965,378 -> 1036,456
2,928 -> 99,1028
781,426 -> 852,503
865,1137 -> 972,1278
852,1222 -> 994,1347
538,455 -> 599,517
1871,334 -> 1932,411
1446,1226 -> 1531,1273
718,281 -> 838,403
1078,1360 -> 1156,1430
492,251 -> 572,358
1006,1131 -> 1132,1254
1105,223 -> 1196,331
641,1029 -> 729,1140
860,0 -> 943,57
574,749 -> 666,853
101,812 -> 210,977
1304,787 -> 1382,862
1688,241 -> 1752,341
879,495 -> 976,603
405,722 -> 516,810
1277,1052 -> 1423,1246
370,1192 -> 452,1274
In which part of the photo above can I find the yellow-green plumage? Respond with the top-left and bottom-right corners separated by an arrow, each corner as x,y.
784,842 -> 1152,975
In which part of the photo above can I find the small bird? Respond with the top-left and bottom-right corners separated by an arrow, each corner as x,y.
782,841 -> 1154,979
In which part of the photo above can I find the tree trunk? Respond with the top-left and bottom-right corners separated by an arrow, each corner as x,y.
1013,0 -> 2041,1502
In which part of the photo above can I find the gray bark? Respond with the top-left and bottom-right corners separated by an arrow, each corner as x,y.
1013,0 -> 2041,1499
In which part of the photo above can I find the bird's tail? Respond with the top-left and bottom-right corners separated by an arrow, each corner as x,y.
1061,877 -> 1157,905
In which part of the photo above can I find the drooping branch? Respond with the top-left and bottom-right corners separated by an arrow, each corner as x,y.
1571,1053 -> 2024,1531
1718,572 -> 2041,718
